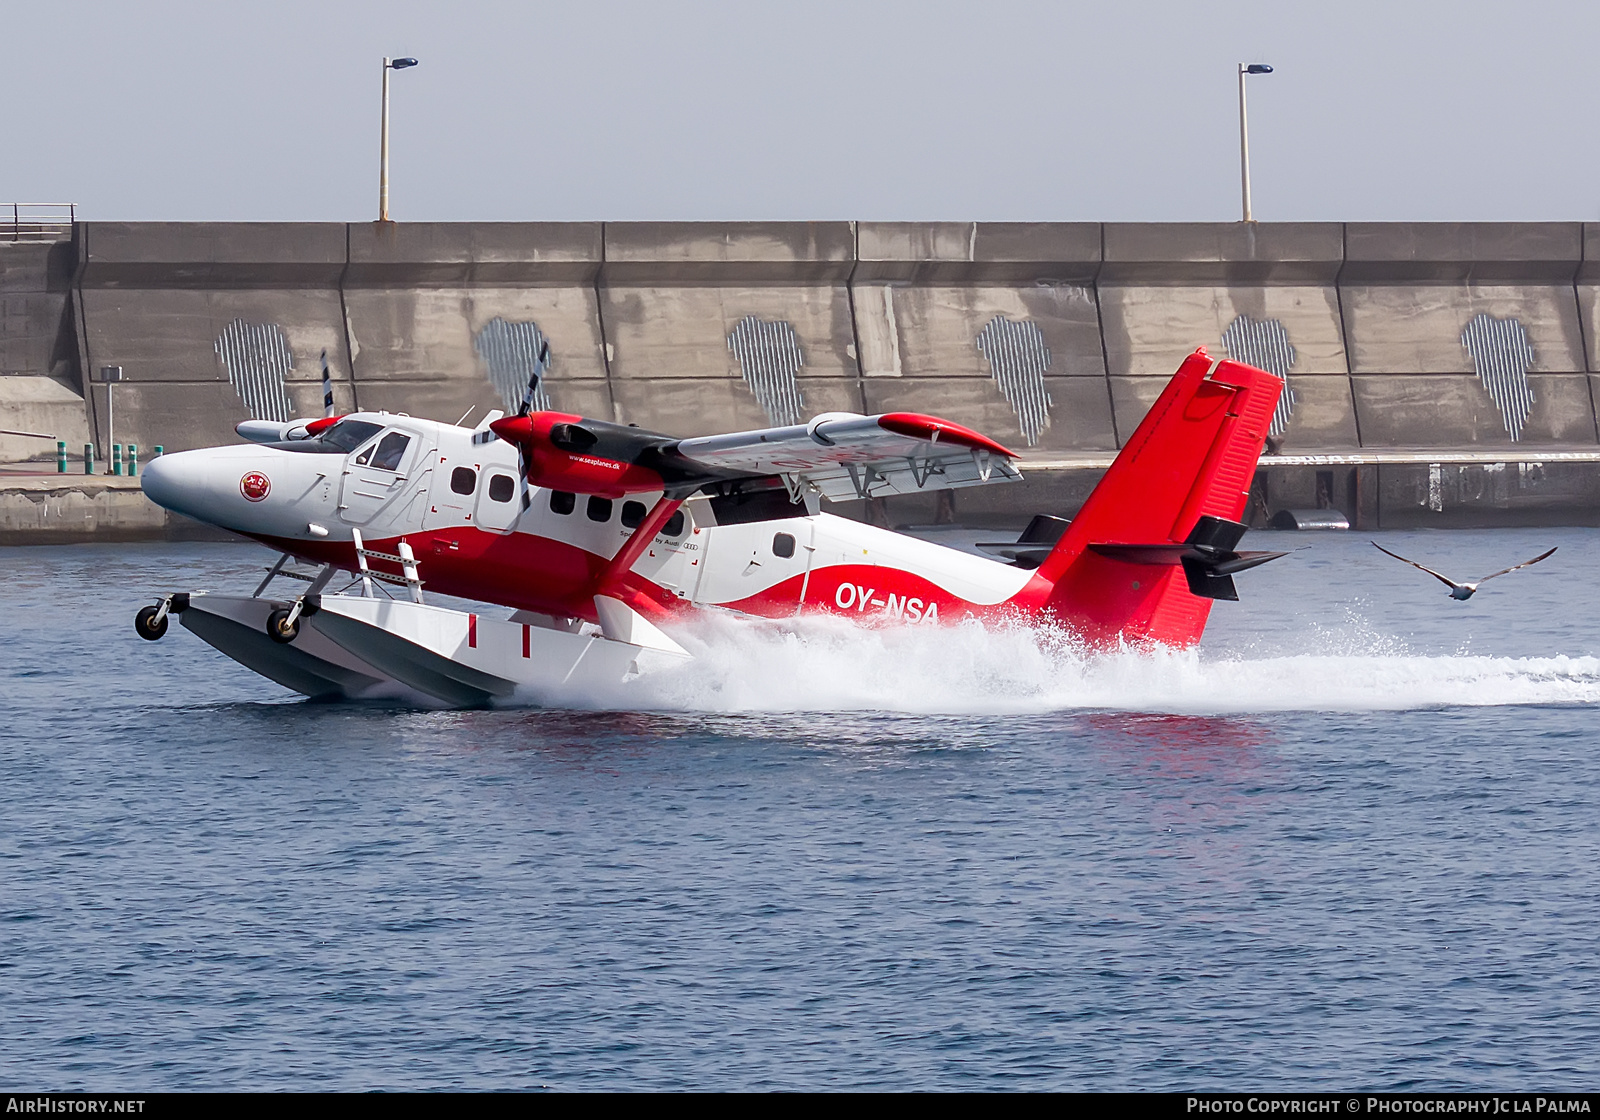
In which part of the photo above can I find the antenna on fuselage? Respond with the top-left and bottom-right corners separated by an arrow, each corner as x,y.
320,350 -> 336,418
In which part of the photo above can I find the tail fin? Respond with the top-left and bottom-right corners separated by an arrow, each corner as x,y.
1038,348 -> 1283,647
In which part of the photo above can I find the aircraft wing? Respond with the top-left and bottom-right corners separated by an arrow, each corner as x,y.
670,412 -> 1023,501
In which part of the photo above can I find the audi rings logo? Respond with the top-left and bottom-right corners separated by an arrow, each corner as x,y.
240,472 -> 272,502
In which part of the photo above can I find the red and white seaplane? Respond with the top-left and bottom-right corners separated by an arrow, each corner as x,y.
135,347 -> 1285,706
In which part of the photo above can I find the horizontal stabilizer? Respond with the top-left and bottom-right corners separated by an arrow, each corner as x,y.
975,514 -> 1070,568
1087,516 -> 1285,602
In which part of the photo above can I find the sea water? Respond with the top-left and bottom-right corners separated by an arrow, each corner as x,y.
1,529 -> 1596,1089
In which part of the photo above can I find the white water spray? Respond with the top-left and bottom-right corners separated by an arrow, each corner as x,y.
510,612 -> 1600,715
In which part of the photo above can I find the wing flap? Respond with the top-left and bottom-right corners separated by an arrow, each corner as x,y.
672,411 -> 1022,500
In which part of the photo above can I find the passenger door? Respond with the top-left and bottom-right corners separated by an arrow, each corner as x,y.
424,454 -> 490,531
700,519 -> 814,613
474,468 -> 524,534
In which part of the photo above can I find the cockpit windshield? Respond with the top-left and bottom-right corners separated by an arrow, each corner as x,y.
320,420 -> 384,453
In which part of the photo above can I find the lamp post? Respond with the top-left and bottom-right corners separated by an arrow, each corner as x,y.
378,56 -> 419,223
96,365 -> 123,458
1238,63 -> 1273,223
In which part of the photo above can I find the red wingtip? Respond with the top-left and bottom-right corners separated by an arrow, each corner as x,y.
305,416 -> 343,435
876,413 -> 1018,459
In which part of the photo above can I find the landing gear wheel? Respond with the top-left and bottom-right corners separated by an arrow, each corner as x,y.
266,608 -> 300,645
134,605 -> 168,641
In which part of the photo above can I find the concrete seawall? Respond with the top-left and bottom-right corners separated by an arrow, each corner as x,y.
6,220 -> 1600,539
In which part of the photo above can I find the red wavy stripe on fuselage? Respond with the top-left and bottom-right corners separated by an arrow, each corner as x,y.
714,563 -> 1054,623
243,528 -> 683,623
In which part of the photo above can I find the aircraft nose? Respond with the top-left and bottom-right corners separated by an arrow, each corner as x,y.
140,450 -> 211,519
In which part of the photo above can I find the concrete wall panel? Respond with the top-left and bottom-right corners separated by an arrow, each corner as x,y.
81,289 -> 349,384
0,375 -> 93,462
600,285 -> 855,382
1100,284 -> 1346,377
1352,374 -> 1597,447
860,376 -> 1117,454
0,242 -> 77,380
1275,375 -> 1360,448
852,282 -> 1103,379
1343,285 -> 1585,374
340,222 -> 611,423
344,287 -> 607,383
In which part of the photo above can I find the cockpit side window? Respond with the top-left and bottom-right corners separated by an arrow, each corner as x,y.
321,420 -> 384,453
368,432 -> 411,472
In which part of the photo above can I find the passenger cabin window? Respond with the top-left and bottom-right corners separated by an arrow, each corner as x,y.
587,496 -> 613,522
550,490 -> 576,515
451,467 -> 477,495
664,511 -> 685,537
367,432 -> 411,472
773,532 -> 797,559
621,500 -> 647,529
488,474 -> 515,503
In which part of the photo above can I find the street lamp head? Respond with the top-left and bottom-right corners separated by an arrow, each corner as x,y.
390,57 -> 418,69
1244,64 -> 1273,74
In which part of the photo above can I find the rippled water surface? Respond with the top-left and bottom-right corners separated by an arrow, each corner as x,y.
2,529 -> 1598,1090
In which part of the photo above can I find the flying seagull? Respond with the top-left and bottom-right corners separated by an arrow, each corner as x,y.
1371,542 -> 1557,600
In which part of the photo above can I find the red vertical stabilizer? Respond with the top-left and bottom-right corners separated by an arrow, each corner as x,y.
1035,348 -> 1282,647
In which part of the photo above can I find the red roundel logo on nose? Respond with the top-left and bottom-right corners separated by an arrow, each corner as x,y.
239,472 -> 271,502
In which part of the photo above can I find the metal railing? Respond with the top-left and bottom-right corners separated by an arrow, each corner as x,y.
5,203 -> 76,242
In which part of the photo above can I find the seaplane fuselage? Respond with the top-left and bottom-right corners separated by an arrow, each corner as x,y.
141,411 -> 1035,627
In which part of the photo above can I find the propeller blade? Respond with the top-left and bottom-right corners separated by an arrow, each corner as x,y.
516,339 -> 552,419
320,350 -> 335,418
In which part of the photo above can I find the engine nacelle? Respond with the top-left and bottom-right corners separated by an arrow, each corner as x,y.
236,415 -> 345,444
489,412 -> 667,498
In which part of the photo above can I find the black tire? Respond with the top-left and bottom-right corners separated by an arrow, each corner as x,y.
266,607 -> 300,645
135,604 -> 168,641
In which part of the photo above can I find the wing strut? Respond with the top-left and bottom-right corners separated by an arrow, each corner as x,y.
595,494 -> 685,603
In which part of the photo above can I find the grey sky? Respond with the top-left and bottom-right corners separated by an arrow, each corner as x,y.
6,0 -> 1595,223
